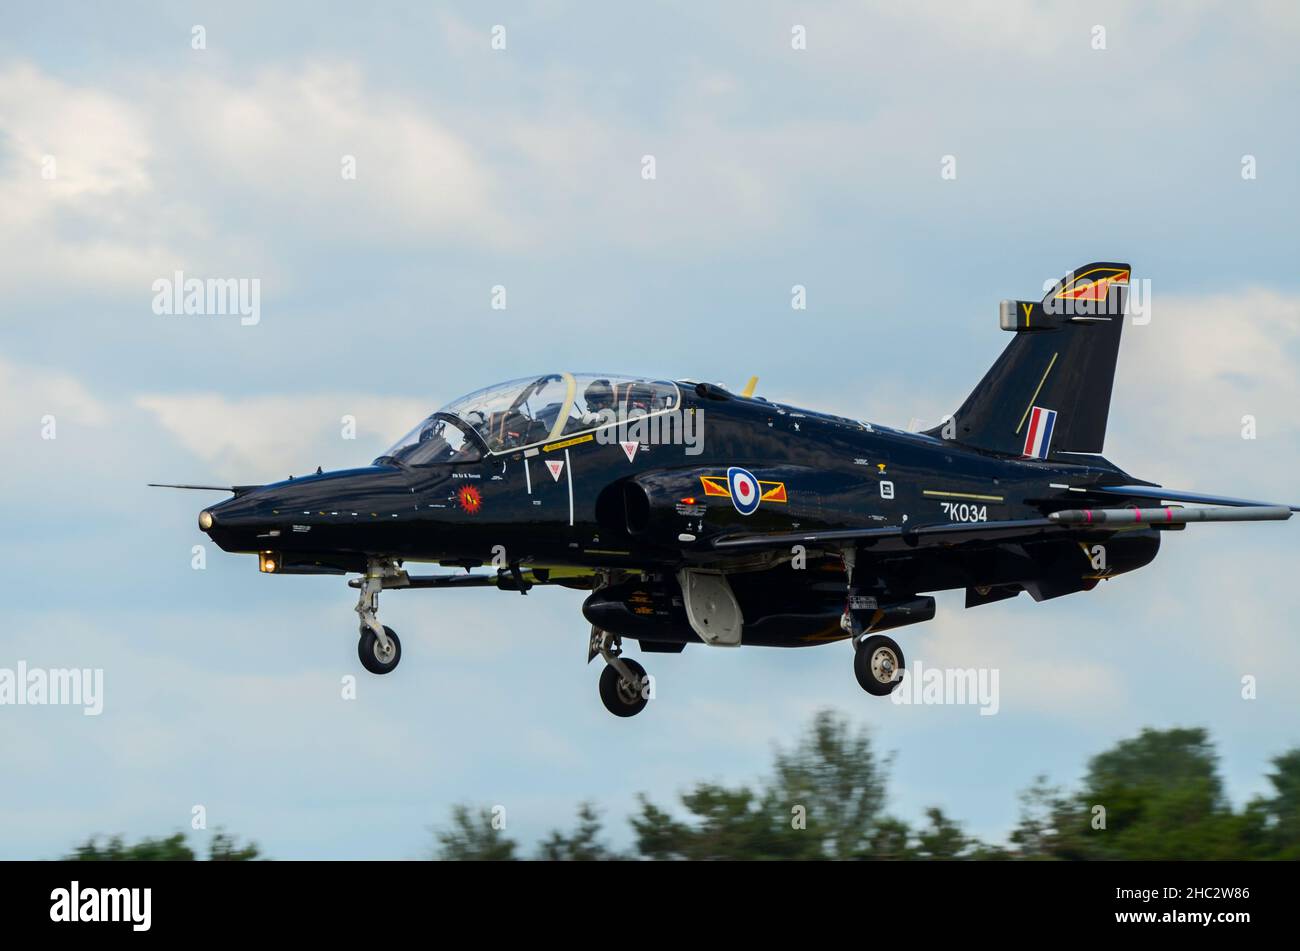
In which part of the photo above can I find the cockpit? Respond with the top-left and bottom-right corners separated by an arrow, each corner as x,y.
376,373 -> 681,467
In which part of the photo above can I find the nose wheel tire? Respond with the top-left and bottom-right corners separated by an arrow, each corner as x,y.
598,657 -> 649,717
359,625 -> 401,675
854,634 -> 904,696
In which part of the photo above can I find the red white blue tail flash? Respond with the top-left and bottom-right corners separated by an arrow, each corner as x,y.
1022,406 -> 1057,459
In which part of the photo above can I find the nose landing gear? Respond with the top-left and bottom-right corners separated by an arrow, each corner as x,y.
353,558 -> 406,675
359,624 -> 402,674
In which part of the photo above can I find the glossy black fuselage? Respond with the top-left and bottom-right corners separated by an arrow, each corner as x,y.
203,385 -> 1159,624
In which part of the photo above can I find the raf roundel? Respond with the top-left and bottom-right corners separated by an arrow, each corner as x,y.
727,466 -> 762,516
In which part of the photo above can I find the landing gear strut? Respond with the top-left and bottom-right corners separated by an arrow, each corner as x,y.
354,558 -> 405,675
589,626 -> 650,717
839,549 -> 906,696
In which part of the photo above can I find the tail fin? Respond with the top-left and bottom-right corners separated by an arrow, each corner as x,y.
933,262 -> 1130,457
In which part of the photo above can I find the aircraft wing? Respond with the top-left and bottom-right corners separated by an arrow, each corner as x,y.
711,502 -> 1292,552
711,517 -> 1061,552
351,566 -> 599,590
1082,485 -> 1300,511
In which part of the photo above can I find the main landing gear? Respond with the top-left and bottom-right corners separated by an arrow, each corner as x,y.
354,558 -> 403,675
840,549 -> 906,696
852,633 -> 905,696
588,627 -> 650,717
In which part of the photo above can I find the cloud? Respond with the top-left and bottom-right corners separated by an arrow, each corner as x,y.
134,392 -> 430,481
907,594 -> 1132,721
3,2 -> 1298,860
0,353 -> 109,437
0,64 -> 150,201
1123,290 -> 1300,429
0,60 -> 516,298
0,64 -> 171,291
1110,289 -> 1300,491
171,63 -> 513,247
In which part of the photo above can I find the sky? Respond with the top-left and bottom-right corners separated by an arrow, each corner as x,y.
1,1 -> 1297,858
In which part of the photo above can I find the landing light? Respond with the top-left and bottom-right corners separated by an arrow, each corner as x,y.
260,551 -> 280,573
198,510 -> 214,530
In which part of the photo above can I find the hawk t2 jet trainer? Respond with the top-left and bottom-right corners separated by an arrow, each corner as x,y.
158,263 -> 1296,717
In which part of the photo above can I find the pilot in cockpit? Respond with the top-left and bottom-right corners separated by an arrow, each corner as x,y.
581,378 -> 618,428
461,409 -> 488,443
624,381 -> 654,419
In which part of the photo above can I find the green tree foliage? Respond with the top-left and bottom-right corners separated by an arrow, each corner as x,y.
432,715 -> 1300,860
769,710 -> 890,858
209,831 -> 262,861
433,804 -> 518,861
65,830 -> 260,861
913,807 -> 974,860
1241,749 -> 1300,859
629,710 -> 894,860
1259,749 -> 1300,859
537,803 -> 619,860
1039,727 -> 1248,860
64,714 -> 1300,862
1007,775 -> 1072,860
68,834 -> 195,861
1083,727 -> 1233,858
1004,727 -> 1300,860
630,783 -> 810,860
864,816 -> 916,860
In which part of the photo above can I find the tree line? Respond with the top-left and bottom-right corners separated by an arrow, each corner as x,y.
434,711 -> 1299,860
60,711 -> 1300,860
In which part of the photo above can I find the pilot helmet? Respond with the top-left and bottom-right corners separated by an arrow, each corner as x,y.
584,379 -> 614,411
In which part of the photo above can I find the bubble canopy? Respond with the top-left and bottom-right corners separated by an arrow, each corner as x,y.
376,373 -> 680,465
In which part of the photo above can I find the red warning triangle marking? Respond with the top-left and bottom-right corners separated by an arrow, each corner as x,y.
546,459 -> 564,481
621,441 -> 639,462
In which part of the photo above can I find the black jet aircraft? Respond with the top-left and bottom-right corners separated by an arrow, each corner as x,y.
157,263 -> 1296,716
